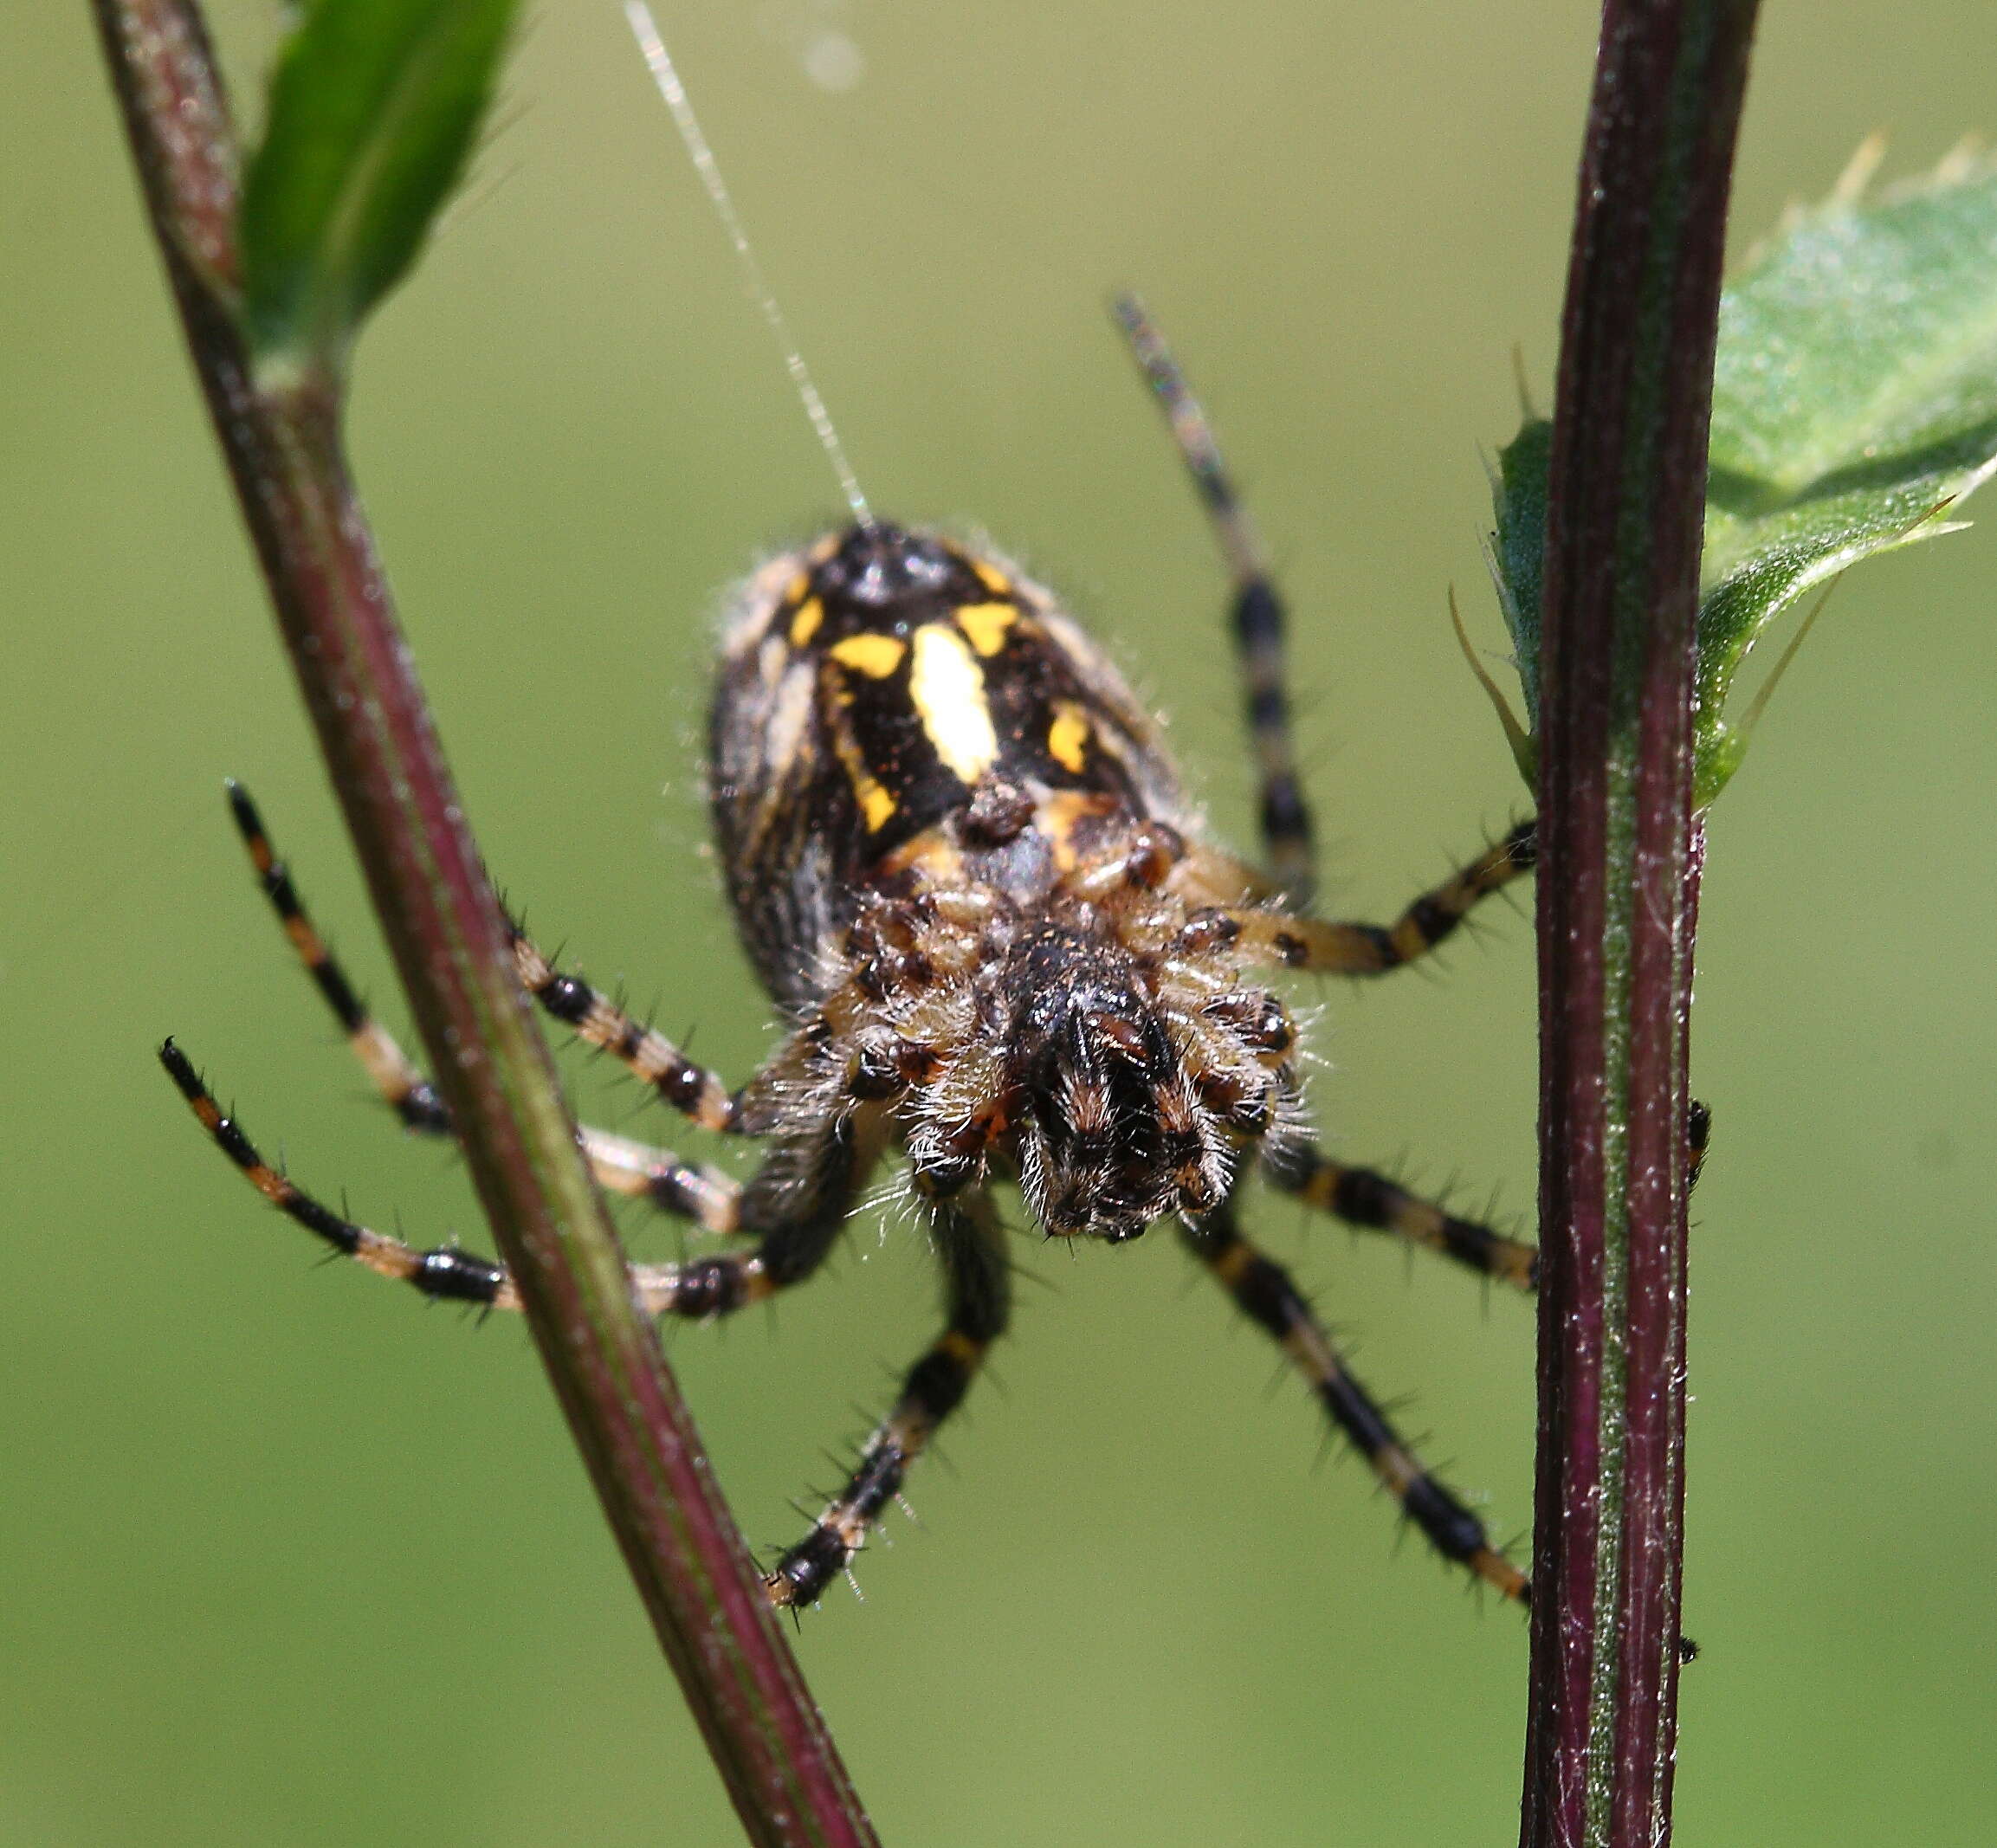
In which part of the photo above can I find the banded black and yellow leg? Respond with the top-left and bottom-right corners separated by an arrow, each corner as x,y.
225,781 -> 742,1230
227,779 -> 452,1134
160,1038 -> 870,1315
1191,819 -> 1538,975
582,1127 -> 742,1234
1179,1204 -> 1528,1603
507,930 -> 745,1135
766,1190 -> 1011,1608
1113,294 -> 1315,905
1262,1140 -> 1539,1290
1258,1103 -> 1705,1289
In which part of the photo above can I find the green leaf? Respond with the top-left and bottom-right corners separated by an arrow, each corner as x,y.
239,0 -> 520,377
1485,145 -> 1997,806
1483,414 -> 1551,784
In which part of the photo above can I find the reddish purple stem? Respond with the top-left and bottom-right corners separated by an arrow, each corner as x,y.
1524,4 -> 1756,1845
92,3 -> 877,1841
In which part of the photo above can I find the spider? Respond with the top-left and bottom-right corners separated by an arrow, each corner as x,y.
162,299 -> 1557,1612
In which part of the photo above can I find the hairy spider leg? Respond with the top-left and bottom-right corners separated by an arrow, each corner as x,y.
766,1191 -> 1011,1608
1186,820 -> 1538,975
224,779 -> 450,1134
1263,1136 -> 1540,1290
1180,1204 -> 1528,1603
159,1038 -> 872,1322
1116,300 -> 1547,970
507,929 -> 750,1134
1256,1042 -> 1708,1292
164,1031 -> 995,1614
1114,294 -> 1316,906
1263,1094 -> 1708,1283
230,776 -> 746,1138
223,780 -> 742,1231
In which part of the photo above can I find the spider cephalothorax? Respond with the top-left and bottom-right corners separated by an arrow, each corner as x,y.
993,914 -> 1252,1242
168,307 -> 1556,1619
747,805 -> 1303,1245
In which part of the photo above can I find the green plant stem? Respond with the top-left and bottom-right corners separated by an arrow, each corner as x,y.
1522,4 -> 1757,1845
92,5 -> 877,1842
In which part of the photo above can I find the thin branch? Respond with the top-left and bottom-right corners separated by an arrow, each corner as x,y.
1523,4 -> 1758,1846
92,4 -> 877,1842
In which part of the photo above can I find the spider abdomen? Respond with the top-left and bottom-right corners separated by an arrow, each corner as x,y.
709,520 -> 1189,1006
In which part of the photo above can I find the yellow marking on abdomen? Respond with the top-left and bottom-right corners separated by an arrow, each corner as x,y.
789,597 -> 824,646
954,600 -> 1016,656
1047,699 -> 1091,773
827,678 -> 902,832
830,632 -> 908,678
1033,790 -> 1116,872
910,623 -> 999,784
880,828 -> 965,882
970,558 -> 1011,596
852,774 -> 897,831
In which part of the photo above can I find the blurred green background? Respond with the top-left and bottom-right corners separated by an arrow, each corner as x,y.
6,3 -> 1994,1842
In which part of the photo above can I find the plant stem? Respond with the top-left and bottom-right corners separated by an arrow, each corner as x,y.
1522,4 -> 1757,1845
92,5 -> 877,1842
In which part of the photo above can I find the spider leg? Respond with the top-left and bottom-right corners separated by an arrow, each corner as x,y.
1179,1200 -> 1528,1603
1111,308 -> 1541,966
766,1189 -> 1010,1608
160,1039 -> 875,1315
581,1126 -> 741,1234
225,779 -> 452,1134
1264,1099 -> 1709,1287
223,780 -> 743,1228
1194,820 -> 1539,976
1113,294 -> 1315,906
1262,1138 -> 1539,1290
507,929 -> 746,1134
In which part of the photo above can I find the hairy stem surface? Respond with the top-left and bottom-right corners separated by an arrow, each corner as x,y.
1523,4 -> 1758,1845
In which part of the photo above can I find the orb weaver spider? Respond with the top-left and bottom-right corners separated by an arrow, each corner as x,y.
163,299 -> 1561,1612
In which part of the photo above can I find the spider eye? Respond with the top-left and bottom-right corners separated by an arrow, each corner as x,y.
850,1043 -> 903,1098
1203,989 -> 1294,1054
1247,998 -> 1294,1056
910,1147 -> 979,1198
1085,1011 -> 1147,1062
1198,1068 -> 1276,1135
1227,1084 -> 1274,1134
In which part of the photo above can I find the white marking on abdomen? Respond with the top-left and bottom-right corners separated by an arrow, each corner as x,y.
909,622 -> 999,785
